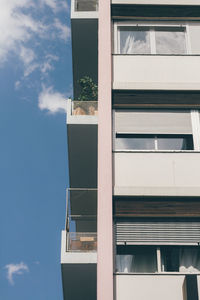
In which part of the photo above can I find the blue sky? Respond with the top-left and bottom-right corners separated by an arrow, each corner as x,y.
0,1 -> 71,299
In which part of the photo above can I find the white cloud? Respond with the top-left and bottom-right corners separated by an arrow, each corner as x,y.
41,61 -> 53,73
19,46 -> 40,76
24,63 -> 39,77
0,0 -> 43,63
5,262 -> 29,285
40,0 -> 68,12
38,86 -> 68,114
0,0 -> 70,73
40,54 -> 59,73
40,0 -> 57,11
54,18 -> 71,41
15,80 -> 21,89
0,1 -> 71,113
20,47 -> 35,65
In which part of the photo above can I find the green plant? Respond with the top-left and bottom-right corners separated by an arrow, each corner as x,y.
77,76 -> 98,101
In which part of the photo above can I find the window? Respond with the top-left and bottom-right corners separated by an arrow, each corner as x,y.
116,246 -> 157,273
116,246 -> 200,273
117,25 -> 187,55
114,110 -> 200,151
115,134 -> 194,151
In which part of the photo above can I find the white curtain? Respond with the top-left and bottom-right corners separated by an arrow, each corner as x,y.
116,255 -> 133,273
121,33 -> 135,54
179,248 -> 200,273
116,254 -> 157,273
120,29 -> 150,54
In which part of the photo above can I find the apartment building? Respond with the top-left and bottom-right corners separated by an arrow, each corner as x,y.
61,0 -> 200,300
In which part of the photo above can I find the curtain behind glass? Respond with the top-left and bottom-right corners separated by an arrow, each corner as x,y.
116,252 -> 157,273
116,255 -> 133,273
179,248 -> 200,272
120,27 -> 150,54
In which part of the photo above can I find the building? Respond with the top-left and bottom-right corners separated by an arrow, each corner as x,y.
61,0 -> 200,300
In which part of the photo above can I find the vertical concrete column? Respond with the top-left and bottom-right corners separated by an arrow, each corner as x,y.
97,0 -> 113,300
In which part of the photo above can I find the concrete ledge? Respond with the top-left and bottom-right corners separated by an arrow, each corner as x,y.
61,231 -> 97,264
114,186 -> 200,196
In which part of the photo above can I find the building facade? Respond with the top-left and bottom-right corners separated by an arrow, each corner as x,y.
61,0 -> 200,299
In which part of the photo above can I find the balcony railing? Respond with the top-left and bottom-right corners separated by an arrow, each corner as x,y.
65,188 -> 97,252
74,0 -> 98,11
72,101 -> 98,116
67,99 -> 98,124
66,232 -> 97,251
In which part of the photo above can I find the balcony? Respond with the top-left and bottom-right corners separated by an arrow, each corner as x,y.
74,0 -> 98,11
61,230 -> 97,300
71,0 -> 98,15
113,55 -> 200,91
67,100 -> 97,188
65,188 -> 97,252
70,1 -> 98,98
61,188 -> 97,300
114,152 -> 200,196
67,232 -> 97,252
115,274 -> 200,300
67,99 -> 98,124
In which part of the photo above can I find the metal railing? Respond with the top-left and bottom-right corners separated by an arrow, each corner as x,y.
71,101 -> 98,116
66,232 -> 97,252
74,0 -> 98,11
65,188 -> 97,230
65,188 -> 97,252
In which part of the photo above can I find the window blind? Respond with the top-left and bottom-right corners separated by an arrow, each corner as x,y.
114,110 -> 192,135
115,221 -> 200,245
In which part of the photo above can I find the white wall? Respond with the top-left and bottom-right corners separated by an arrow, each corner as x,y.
71,0 -> 98,19
113,55 -> 200,90
188,23 -> 200,54
114,152 -> 200,196
115,275 -> 186,300
197,275 -> 200,296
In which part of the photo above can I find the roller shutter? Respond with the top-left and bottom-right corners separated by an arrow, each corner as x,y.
114,110 -> 192,135
115,221 -> 200,245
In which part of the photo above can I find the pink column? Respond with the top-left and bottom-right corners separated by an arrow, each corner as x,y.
97,0 -> 113,300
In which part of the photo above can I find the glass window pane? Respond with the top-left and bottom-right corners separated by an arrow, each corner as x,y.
116,135 -> 155,150
179,247 -> 200,272
119,27 -> 150,54
161,246 -> 200,273
157,136 -> 193,150
117,246 -> 157,273
161,247 -> 180,272
155,28 -> 186,54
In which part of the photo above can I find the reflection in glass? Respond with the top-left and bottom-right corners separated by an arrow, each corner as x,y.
157,137 -> 188,150
120,27 -> 150,54
161,246 -> 200,272
116,135 -> 155,150
155,28 -> 186,54
116,246 -> 200,273
116,134 -> 193,151
179,247 -> 200,272
117,246 -> 157,273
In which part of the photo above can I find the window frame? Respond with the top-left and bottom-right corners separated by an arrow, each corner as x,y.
116,245 -> 200,274
114,21 -> 191,55
115,133 -> 194,151
113,109 -> 200,152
